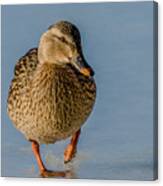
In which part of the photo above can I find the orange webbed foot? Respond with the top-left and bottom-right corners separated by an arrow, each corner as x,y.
40,169 -> 71,178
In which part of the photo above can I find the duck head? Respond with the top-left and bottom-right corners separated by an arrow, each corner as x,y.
38,21 -> 94,77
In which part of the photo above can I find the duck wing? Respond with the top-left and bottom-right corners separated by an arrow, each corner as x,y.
14,48 -> 38,83
8,48 -> 38,96
7,48 -> 39,119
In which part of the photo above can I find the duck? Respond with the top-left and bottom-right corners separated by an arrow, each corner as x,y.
7,21 -> 96,177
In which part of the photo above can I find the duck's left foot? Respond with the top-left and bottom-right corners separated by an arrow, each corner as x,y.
64,144 -> 77,163
64,129 -> 81,163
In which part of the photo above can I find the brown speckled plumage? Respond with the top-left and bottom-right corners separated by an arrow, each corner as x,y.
7,21 -> 96,145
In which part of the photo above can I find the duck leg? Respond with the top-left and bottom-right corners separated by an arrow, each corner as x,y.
31,140 -> 68,177
64,129 -> 81,163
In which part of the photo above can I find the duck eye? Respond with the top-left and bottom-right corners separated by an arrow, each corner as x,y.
60,37 -> 66,43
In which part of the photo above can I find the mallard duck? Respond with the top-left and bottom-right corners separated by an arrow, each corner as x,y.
7,21 -> 96,177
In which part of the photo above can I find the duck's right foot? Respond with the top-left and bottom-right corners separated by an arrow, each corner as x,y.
40,169 -> 70,178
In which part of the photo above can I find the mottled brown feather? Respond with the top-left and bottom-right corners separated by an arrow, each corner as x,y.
7,48 -> 96,144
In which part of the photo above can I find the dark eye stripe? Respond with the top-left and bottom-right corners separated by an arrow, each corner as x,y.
52,34 -> 77,52
52,34 -> 70,45
60,37 -> 67,43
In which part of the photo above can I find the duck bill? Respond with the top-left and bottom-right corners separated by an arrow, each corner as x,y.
80,67 -> 94,77
75,56 -> 94,77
